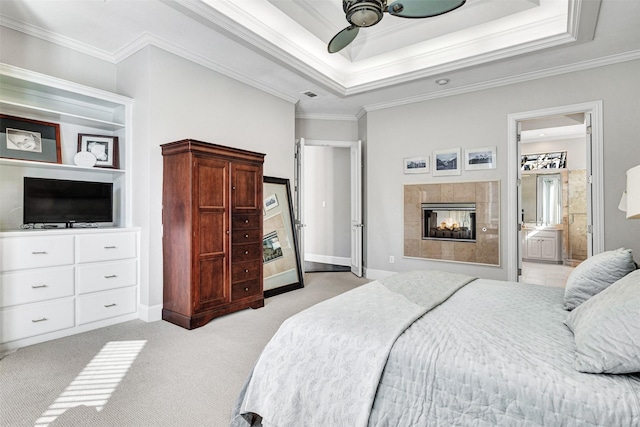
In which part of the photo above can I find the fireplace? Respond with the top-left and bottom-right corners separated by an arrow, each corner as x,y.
422,202 -> 476,242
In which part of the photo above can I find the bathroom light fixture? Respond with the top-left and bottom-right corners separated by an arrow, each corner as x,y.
435,78 -> 450,85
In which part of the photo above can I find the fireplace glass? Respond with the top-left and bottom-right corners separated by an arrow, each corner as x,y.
422,202 -> 476,242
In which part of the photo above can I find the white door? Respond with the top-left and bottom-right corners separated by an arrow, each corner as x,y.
350,140 -> 363,277
584,113 -> 594,257
294,138 -> 305,272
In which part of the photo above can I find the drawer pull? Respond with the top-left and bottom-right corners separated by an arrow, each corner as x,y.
104,274 -> 118,279
244,250 -> 249,255
32,317 -> 48,323
31,284 -> 48,289
104,303 -> 117,308
244,219 -> 249,223
31,251 -> 48,255
245,269 -> 249,273
245,234 -> 249,238
104,246 -> 117,249
244,287 -> 249,292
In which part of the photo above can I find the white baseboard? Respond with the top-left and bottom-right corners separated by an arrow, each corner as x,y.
138,303 -> 163,322
304,254 -> 351,267
364,268 -> 397,280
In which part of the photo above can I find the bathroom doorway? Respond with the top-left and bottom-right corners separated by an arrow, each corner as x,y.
507,102 -> 604,284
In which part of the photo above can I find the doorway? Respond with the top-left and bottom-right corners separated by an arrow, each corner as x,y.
507,101 -> 604,283
294,138 -> 363,277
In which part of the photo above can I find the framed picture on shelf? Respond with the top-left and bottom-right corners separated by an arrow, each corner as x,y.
0,114 -> 61,163
464,146 -> 497,170
403,156 -> 430,174
78,134 -> 119,169
433,148 -> 461,176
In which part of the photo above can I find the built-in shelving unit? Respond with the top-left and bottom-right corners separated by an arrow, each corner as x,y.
0,64 -> 139,354
0,64 -> 133,230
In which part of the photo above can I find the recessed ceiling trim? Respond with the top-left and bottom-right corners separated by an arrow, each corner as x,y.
185,0 -> 583,95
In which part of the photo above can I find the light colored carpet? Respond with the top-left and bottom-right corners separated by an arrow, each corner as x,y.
0,272 -> 369,427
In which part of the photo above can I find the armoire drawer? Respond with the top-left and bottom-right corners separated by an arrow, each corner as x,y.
232,229 -> 262,243
0,298 -> 75,343
77,259 -> 137,294
232,243 -> 262,262
77,286 -> 137,325
0,266 -> 75,308
232,262 -> 261,282
231,279 -> 261,301
77,232 -> 137,263
232,214 -> 261,230
0,235 -> 74,272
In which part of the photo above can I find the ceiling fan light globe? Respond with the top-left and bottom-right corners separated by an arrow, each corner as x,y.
345,0 -> 385,27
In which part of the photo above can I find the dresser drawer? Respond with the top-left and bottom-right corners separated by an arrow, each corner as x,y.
1,298 -> 74,343
77,232 -> 136,263
0,267 -> 75,308
0,235 -> 74,272
77,286 -> 137,325
231,214 -> 261,230
231,262 -> 261,283
232,243 -> 262,262
231,279 -> 261,301
77,260 -> 137,294
232,229 -> 262,244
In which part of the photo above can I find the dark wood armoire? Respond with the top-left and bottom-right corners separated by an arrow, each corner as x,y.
161,139 -> 265,329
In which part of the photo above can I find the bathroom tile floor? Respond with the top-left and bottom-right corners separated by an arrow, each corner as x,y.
521,261 -> 575,288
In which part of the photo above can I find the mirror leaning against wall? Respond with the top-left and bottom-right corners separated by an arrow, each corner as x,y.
262,176 -> 304,297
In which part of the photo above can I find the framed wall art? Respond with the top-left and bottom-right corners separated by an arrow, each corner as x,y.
465,146 -> 497,170
0,114 -> 61,163
433,148 -> 461,176
520,151 -> 567,171
78,134 -> 119,169
403,156 -> 429,174
262,176 -> 304,297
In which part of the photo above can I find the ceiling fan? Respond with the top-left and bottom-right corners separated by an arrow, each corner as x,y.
328,0 -> 466,53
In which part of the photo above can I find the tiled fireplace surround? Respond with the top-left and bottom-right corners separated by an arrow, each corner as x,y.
404,181 -> 500,265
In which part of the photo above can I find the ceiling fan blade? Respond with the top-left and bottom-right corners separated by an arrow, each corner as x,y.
387,0 -> 466,18
328,25 -> 360,54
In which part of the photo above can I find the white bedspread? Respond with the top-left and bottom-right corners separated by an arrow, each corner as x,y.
232,270 -> 475,427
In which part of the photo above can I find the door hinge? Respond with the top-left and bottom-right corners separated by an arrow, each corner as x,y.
587,175 -> 593,184
516,133 -> 521,143
518,223 -> 522,231
518,268 -> 522,276
587,224 -> 593,234
517,178 -> 521,186
586,126 -> 592,135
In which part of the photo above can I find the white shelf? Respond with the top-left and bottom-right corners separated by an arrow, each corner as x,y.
0,100 -> 125,132
0,158 -> 125,175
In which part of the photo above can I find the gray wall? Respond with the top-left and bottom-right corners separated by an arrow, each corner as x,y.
364,59 -> 640,279
117,46 -> 296,314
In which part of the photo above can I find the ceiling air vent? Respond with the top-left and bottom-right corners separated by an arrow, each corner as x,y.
302,91 -> 318,98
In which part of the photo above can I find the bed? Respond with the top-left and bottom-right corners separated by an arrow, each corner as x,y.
231,249 -> 640,426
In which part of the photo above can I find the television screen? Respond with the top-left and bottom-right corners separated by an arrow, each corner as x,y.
23,177 -> 113,225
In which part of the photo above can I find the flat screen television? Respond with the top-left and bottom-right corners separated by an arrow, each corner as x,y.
23,177 -> 113,227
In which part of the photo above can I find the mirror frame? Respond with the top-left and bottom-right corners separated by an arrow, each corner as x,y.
262,176 -> 304,298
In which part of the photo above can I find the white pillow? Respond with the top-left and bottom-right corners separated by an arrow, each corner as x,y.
564,269 -> 640,374
563,248 -> 635,310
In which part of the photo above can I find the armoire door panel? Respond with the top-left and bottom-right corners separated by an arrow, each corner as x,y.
197,257 -> 227,310
232,164 -> 261,211
199,211 -> 226,254
198,158 -> 228,208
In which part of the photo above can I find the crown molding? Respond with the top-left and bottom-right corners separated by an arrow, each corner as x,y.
0,15 -> 115,63
295,113 -> 358,121
114,32 -> 299,104
364,50 -> 640,112
0,19 -> 298,105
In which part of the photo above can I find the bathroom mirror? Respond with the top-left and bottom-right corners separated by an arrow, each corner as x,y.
521,172 -> 562,226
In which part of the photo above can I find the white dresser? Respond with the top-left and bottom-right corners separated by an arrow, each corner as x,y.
0,228 -> 139,355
